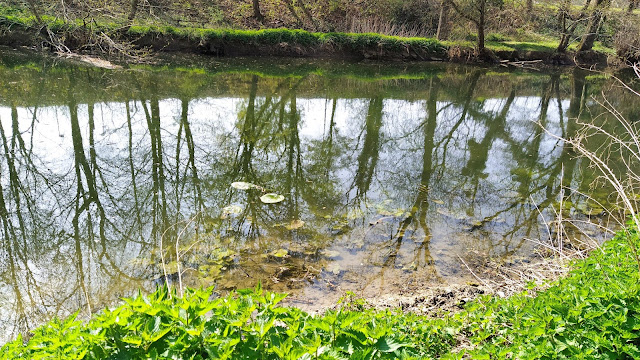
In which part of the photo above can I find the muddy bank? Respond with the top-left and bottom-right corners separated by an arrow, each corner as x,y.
277,252 -> 573,319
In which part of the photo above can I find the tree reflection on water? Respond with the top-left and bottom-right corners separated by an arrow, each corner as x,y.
0,57 -> 631,343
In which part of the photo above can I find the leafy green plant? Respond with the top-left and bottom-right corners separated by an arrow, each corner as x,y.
1,284 -> 457,359
456,222 -> 640,359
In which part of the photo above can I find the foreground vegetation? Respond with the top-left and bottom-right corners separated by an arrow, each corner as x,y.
2,222 -> 639,359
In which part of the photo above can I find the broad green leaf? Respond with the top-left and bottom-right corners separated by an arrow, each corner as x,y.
260,193 -> 285,204
376,336 -> 407,352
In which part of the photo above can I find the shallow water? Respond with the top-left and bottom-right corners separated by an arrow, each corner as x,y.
0,49 -> 635,342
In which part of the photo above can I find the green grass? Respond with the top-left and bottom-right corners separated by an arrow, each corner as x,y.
0,5 -> 448,60
0,5 -> 122,34
487,41 -> 559,53
125,26 -> 447,57
444,38 -> 615,56
2,222 -> 640,359
442,39 -> 558,53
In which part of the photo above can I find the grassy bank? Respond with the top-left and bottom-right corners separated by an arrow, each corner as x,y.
2,223 -> 639,359
128,26 -> 447,60
0,9 -> 446,61
0,6 -> 613,65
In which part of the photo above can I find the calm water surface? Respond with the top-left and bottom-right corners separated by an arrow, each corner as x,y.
0,50 -> 635,342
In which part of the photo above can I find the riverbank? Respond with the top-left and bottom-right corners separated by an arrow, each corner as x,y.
0,11 -> 614,67
2,225 -> 638,358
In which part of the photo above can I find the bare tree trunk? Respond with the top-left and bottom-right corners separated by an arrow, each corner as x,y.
24,0 -> 43,24
527,0 -> 533,12
297,0 -> 319,31
476,20 -> 485,53
557,0 -> 587,53
127,0 -> 139,23
629,0 -> 638,13
577,0 -> 609,52
447,0 -> 487,53
252,0 -> 264,22
282,0 -> 303,27
557,1 -> 569,52
476,0 -> 486,53
436,0 -> 450,40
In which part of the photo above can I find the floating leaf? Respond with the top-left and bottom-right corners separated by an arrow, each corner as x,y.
286,219 -> 305,230
272,249 -> 289,258
221,205 -> 243,216
260,193 -> 285,204
231,181 -> 256,190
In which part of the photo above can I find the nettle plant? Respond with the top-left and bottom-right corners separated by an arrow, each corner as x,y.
453,223 -> 640,360
1,284 -> 457,359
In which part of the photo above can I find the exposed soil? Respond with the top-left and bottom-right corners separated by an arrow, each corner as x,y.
272,252 -> 570,320
350,283 -> 487,316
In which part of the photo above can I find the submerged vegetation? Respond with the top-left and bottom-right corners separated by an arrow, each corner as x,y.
2,224 -> 640,358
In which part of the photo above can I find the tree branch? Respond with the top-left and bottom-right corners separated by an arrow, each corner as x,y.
447,0 -> 479,25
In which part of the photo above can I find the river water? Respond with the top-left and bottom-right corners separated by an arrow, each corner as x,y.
0,49 -> 635,343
